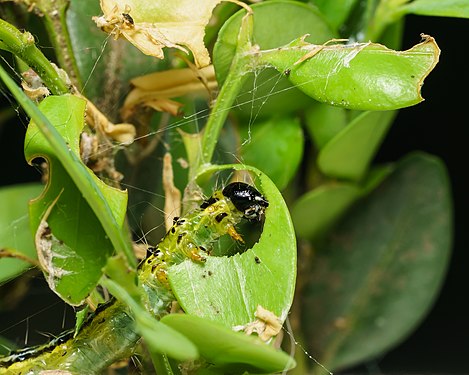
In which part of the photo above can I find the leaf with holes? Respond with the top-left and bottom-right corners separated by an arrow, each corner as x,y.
24,95 -> 128,305
169,164 -> 296,330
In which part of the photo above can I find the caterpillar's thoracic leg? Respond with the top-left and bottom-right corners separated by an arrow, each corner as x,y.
189,247 -> 207,263
228,225 -> 244,243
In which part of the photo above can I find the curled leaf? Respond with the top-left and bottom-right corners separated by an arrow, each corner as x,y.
94,0 -> 223,67
169,164 -> 296,331
122,65 -> 216,119
257,34 -> 440,110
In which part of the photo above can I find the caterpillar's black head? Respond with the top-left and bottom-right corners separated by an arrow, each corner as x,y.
222,182 -> 269,221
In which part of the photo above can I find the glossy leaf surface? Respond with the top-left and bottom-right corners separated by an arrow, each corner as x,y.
304,103 -> 347,150
213,0 -> 335,116
302,153 -> 452,371
24,95 -> 128,305
241,116 -> 303,190
102,277 -> 199,362
169,164 -> 296,328
292,183 -> 361,242
317,111 -> 396,181
162,314 -> 296,373
257,35 -> 440,110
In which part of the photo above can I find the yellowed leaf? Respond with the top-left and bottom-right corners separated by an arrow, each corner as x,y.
122,65 -> 216,119
93,0 -> 223,67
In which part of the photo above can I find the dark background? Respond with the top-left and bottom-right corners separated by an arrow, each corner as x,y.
0,12 -> 468,375
372,15 -> 469,374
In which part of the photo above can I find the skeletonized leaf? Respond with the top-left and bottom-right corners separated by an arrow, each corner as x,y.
94,0 -> 223,67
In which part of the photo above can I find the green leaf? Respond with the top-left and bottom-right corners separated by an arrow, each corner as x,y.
257,35 -> 440,110
161,314 -> 296,374
309,0 -> 360,31
402,0 -> 469,18
304,103 -> 348,150
24,95 -> 128,305
291,183 -> 361,241
0,64 -> 136,265
301,152 -> 452,372
101,278 -> 199,362
0,183 -> 43,283
169,164 -> 296,329
213,0 -> 335,117
240,116 -> 304,190
291,165 -> 393,242
317,111 -> 396,181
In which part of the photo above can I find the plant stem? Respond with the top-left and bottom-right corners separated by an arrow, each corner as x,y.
0,18 -> 70,95
196,12 -> 254,174
41,2 -> 83,89
200,69 -> 248,165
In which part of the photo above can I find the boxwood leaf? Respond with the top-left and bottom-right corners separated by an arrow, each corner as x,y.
66,0 -> 166,101
101,277 -> 199,362
161,314 -> 296,374
301,152 -> 452,371
240,116 -> 304,190
257,35 -> 440,110
304,103 -> 348,150
213,0 -> 335,116
24,95 -> 128,305
310,0 -> 360,31
292,183 -> 361,242
317,110 -> 396,181
169,164 -> 296,329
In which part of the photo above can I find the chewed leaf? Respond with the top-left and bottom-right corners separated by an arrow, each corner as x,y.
169,164 -> 296,330
94,0 -> 223,67
24,95 -> 128,305
257,35 -> 440,110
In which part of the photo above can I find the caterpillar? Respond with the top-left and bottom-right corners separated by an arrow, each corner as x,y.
0,182 -> 269,375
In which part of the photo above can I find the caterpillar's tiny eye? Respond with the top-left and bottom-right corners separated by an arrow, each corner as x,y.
222,182 -> 269,221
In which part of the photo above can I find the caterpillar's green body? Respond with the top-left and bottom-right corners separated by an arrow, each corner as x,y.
0,183 -> 268,375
